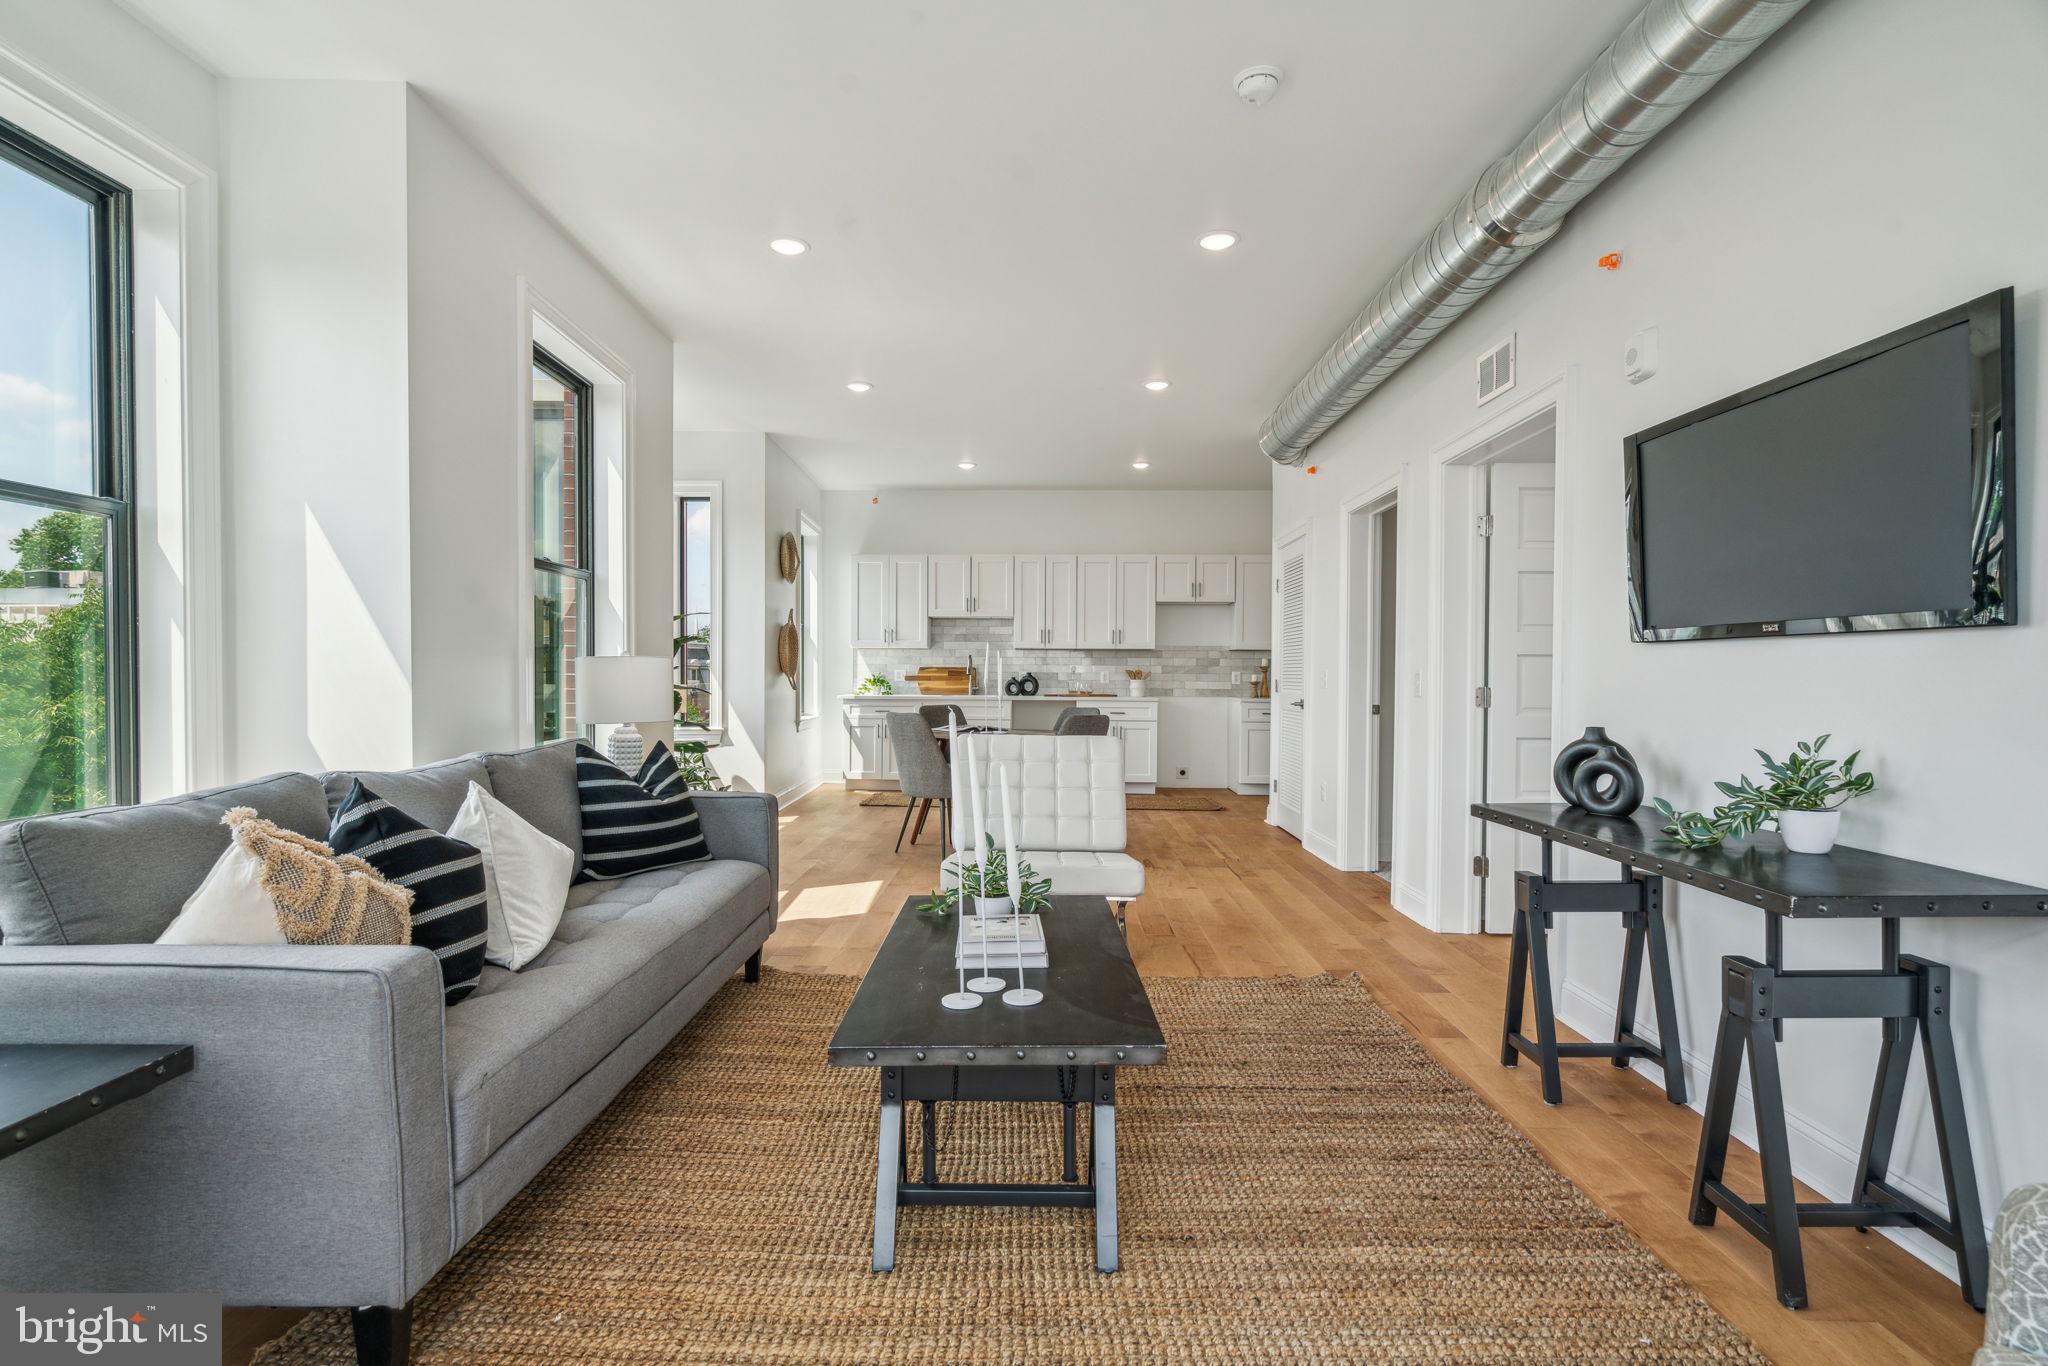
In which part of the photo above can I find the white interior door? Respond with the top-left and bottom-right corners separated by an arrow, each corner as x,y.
1271,533 -> 1308,838
1482,464 -> 1555,932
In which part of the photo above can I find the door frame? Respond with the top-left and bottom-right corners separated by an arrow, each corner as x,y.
1422,369 -> 1577,935
1334,471 -> 1402,878
1266,517 -> 1314,837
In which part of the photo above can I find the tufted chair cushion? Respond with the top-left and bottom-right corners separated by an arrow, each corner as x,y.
950,734 -> 1126,854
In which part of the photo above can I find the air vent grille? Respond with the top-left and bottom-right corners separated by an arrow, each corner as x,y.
1476,335 -> 1516,406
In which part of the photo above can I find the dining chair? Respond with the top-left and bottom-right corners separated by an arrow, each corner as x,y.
886,711 -> 953,853
1053,706 -> 1110,736
918,703 -> 967,730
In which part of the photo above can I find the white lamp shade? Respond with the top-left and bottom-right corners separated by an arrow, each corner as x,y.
575,654 -> 672,725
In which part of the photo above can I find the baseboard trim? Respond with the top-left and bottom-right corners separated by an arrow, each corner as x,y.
1302,828 -> 1343,869
774,775 -> 826,808
1554,977 -> 1977,1285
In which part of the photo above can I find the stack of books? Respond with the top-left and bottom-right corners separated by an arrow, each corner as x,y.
955,913 -> 1046,970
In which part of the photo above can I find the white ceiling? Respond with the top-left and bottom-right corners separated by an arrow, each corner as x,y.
121,0 -> 1640,490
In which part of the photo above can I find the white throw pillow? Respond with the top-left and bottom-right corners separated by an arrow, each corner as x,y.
447,781 -> 572,971
157,840 -> 289,945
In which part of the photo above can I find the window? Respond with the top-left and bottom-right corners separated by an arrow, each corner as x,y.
797,514 -> 821,724
0,117 -> 134,817
532,346 -> 592,743
676,493 -> 714,729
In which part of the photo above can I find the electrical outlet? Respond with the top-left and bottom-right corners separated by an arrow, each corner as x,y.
1177,767 -> 1189,778
1231,671 -> 1242,685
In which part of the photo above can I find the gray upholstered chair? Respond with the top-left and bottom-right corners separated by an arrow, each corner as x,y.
1053,706 -> 1110,736
887,710 -> 952,853
918,703 -> 967,730
1980,1185 -> 2048,1365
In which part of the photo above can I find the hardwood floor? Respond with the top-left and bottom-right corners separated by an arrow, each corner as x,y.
771,784 -> 1985,1365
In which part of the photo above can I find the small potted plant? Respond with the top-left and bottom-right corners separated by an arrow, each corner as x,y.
1653,736 -> 1874,854
918,835 -> 1053,917
855,673 -> 893,696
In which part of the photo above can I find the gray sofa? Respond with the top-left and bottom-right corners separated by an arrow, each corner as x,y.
0,738 -> 777,1365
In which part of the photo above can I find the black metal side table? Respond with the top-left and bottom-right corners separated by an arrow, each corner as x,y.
2,1044 -> 194,1159
1477,801 -> 2048,1312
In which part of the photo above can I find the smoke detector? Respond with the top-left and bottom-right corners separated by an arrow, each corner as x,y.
1234,65 -> 1284,107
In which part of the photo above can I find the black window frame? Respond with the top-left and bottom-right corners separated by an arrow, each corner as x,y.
0,116 -> 137,807
532,344 -> 594,743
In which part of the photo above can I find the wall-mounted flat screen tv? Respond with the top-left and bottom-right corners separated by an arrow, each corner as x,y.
1625,288 -> 2014,641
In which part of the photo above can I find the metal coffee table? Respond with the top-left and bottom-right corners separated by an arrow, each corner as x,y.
828,895 -> 1165,1272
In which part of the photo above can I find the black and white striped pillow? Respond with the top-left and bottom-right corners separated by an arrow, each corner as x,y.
328,780 -> 489,1004
575,743 -> 710,882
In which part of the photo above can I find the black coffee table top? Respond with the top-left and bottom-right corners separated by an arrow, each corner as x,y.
2,1043 -> 194,1161
829,896 -> 1166,1068
1476,802 -> 2048,919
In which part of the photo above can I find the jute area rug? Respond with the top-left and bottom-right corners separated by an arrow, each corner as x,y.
257,971 -> 1764,1364
860,791 -> 1224,812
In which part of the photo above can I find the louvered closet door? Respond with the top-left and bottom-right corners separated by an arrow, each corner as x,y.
1271,532 -> 1308,839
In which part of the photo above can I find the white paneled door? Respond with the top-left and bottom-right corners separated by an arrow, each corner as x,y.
1482,463 -> 1556,932
1271,532 -> 1308,839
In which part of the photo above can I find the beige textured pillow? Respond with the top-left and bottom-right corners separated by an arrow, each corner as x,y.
221,807 -> 414,946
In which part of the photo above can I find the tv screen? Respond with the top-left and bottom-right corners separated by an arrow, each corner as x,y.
1625,288 -> 2014,641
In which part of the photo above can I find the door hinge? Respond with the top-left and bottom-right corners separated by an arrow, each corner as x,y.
1474,685 -> 1492,708
1472,854 -> 1490,878
1476,513 -> 1495,537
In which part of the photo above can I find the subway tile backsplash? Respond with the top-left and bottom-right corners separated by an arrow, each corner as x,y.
855,617 -> 1267,697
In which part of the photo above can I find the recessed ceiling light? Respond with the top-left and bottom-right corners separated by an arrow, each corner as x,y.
957,459 -> 976,470
1144,379 -> 1171,392
1198,231 -> 1240,252
769,237 -> 810,256
1132,458 -> 1151,470
845,381 -> 873,394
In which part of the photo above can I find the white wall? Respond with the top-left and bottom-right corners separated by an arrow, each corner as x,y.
220,81 -> 414,774
1274,0 -> 2048,1275
404,90 -> 674,761
0,0 -> 218,168
763,437 -> 823,802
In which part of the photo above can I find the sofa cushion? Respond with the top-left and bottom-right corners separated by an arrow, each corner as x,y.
573,743 -> 710,882
319,754 -> 492,833
328,780 -> 490,1003
0,772 -> 330,945
441,858 -> 772,1179
478,740 -> 582,875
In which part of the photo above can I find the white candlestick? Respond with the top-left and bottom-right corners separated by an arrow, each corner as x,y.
965,731 -> 987,885
963,730 -> 1004,993
947,715 -> 962,876
998,760 -> 1043,1007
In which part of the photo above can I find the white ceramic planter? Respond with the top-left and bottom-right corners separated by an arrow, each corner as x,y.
974,894 -> 1014,917
1777,809 -> 1841,855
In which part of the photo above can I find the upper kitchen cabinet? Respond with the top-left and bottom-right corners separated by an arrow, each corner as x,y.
852,553 -> 930,647
929,554 -> 1015,618
1230,553 -> 1272,650
1014,554 -> 1077,647
1155,553 -> 1238,604
1079,554 -> 1156,649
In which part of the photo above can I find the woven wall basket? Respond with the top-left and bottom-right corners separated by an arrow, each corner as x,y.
778,532 -> 799,583
777,612 -> 799,687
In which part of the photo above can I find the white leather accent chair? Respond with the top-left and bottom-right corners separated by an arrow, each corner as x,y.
943,734 -> 1145,922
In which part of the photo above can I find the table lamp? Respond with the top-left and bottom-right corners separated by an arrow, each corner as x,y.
575,654 -> 672,771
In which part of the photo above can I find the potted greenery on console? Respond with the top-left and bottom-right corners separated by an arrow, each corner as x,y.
1653,735 -> 1874,855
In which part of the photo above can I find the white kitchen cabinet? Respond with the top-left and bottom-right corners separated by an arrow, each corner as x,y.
1231,554 -> 1273,650
1014,554 -> 1076,646
846,708 -> 894,781
1229,698 -> 1272,795
1116,555 -> 1156,649
970,555 -> 1013,618
1076,554 -> 1118,648
1095,700 -> 1159,788
1078,554 -> 1154,648
1156,554 -> 1198,603
852,554 -> 929,647
1195,554 -> 1237,603
930,554 -> 1014,618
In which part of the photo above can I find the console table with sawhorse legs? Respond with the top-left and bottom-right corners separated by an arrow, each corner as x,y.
1476,800 -> 2048,1312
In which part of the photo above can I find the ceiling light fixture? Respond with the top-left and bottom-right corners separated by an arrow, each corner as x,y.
845,381 -> 873,394
1144,379 -> 1172,392
1132,458 -> 1151,470
957,459 -> 976,470
1198,231 -> 1240,252
769,237 -> 809,256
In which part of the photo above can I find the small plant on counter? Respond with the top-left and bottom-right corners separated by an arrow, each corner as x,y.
856,673 -> 893,695
1653,736 -> 1875,851
917,835 -> 1053,917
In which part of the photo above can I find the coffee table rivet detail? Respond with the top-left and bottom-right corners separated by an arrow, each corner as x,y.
1066,1051 -> 1076,1060
865,1051 -> 876,1061
1116,1051 -> 1126,1060
1016,1050 -> 1026,1059
965,1051 -> 975,1060
914,1051 -> 926,1060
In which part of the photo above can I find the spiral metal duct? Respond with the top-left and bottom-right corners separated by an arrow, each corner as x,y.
1258,0 -> 1811,465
